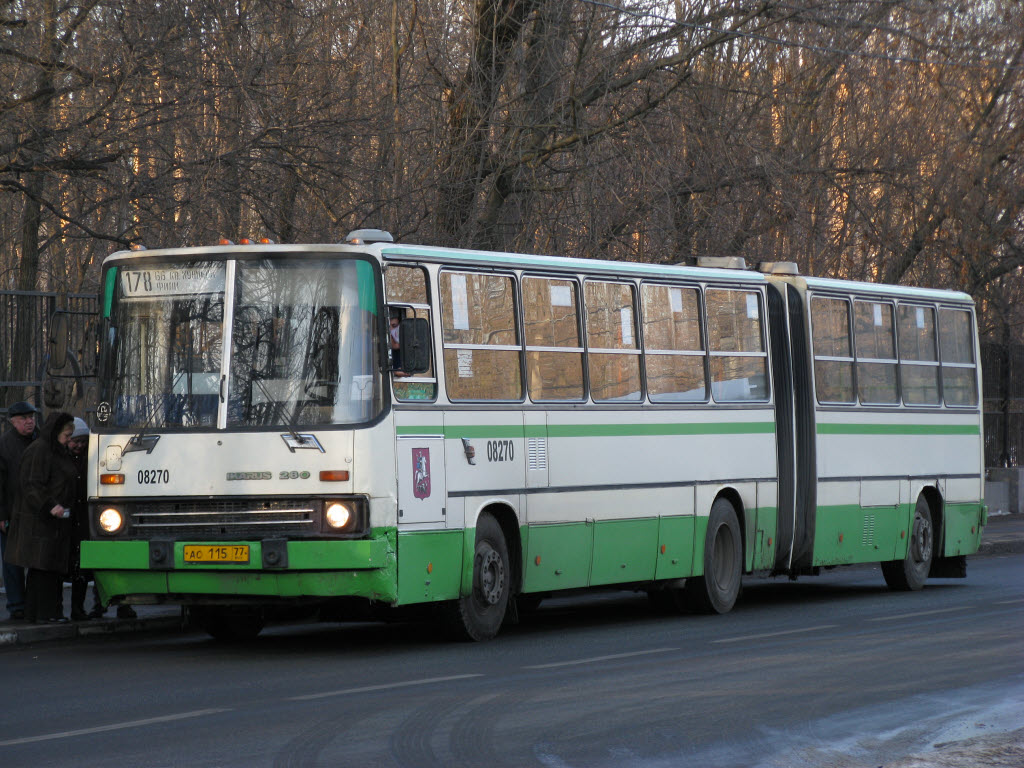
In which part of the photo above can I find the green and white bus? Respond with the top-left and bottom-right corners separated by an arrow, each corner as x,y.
80,231 -> 986,640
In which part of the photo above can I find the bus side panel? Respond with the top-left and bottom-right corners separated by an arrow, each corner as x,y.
590,518 -> 659,585
813,502 -> 911,566
813,416 -> 983,566
942,502 -> 985,556
396,529 -> 464,604
655,515 -> 695,579
752,480 -> 779,571
523,522 -> 593,592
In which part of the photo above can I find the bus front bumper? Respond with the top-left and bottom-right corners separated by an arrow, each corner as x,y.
80,536 -> 398,603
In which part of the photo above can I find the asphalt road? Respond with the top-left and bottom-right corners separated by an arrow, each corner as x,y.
1,555 -> 1021,768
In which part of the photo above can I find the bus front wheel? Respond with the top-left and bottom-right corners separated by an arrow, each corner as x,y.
882,497 -> 933,591
443,513 -> 510,642
686,498 -> 742,614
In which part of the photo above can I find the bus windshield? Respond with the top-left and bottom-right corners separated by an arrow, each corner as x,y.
105,256 -> 382,429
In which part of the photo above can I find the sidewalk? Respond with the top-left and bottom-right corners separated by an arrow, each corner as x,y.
2,514 -> 1022,647
0,585 -> 184,647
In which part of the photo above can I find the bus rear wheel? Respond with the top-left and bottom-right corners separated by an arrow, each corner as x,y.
882,497 -> 933,591
686,498 -> 742,614
443,513 -> 510,642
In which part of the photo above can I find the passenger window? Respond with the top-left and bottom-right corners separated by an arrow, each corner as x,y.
385,265 -> 428,305
938,308 -> 978,406
706,288 -> 769,402
854,300 -> 898,405
585,281 -> 641,402
385,265 -> 436,401
810,296 -> 854,404
898,304 -> 940,405
522,276 -> 584,401
440,271 -> 522,400
641,284 -> 706,402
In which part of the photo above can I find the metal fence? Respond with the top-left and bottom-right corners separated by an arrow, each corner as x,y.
982,342 -> 1024,468
0,290 -> 99,415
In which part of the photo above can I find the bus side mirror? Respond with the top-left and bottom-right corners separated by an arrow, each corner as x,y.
48,311 -> 70,371
398,318 -> 431,374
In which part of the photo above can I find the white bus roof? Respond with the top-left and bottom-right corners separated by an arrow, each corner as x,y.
381,244 -> 767,284
102,242 -> 974,303
799,275 -> 973,304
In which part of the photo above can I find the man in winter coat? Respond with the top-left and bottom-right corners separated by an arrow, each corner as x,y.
5,412 -> 77,623
0,401 -> 39,621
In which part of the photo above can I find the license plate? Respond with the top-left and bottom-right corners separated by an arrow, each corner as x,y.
183,545 -> 250,564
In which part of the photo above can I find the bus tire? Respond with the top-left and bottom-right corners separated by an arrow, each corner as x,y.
686,498 -> 742,614
882,497 -> 933,591
443,513 -> 510,642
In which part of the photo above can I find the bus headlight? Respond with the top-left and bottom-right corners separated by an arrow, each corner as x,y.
324,501 -> 353,530
98,507 -> 125,535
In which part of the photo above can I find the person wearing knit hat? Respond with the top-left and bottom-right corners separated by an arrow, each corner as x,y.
66,417 -> 104,620
0,401 -> 38,620
70,417 -> 89,441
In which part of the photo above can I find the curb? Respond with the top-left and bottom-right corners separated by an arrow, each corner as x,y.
0,613 -> 185,647
976,539 -> 1024,556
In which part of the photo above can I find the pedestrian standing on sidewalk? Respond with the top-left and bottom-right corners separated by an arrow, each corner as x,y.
68,417 -> 104,620
0,400 -> 39,621
5,412 -> 77,623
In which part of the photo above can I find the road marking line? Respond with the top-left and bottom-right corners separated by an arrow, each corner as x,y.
868,607 -> 968,622
0,708 -> 229,746
524,647 -> 679,669
994,598 -> 1024,605
289,673 -> 483,701
712,625 -> 838,644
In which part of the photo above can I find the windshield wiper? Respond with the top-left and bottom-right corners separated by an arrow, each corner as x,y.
123,391 -> 164,455
250,376 -> 304,446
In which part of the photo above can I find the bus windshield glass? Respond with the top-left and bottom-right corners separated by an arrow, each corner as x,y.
228,258 -> 379,427
104,256 -> 381,429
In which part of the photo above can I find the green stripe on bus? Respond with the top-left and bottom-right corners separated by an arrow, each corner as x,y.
395,422 -> 774,439
104,267 -> 117,318
356,259 -> 377,315
816,423 -> 980,436
546,422 -> 774,437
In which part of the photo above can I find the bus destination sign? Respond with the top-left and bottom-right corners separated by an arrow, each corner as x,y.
121,267 -> 225,298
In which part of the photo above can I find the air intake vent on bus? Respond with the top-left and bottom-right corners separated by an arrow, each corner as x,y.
757,261 -> 800,275
345,229 -> 394,245
696,256 -> 747,270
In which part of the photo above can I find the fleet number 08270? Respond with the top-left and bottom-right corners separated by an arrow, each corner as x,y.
138,469 -> 169,484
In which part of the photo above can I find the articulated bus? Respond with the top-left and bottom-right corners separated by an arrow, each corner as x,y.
80,230 -> 986,640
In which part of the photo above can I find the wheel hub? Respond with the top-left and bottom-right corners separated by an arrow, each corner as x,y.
911,513 -> 933,564
478,548 -> 506,605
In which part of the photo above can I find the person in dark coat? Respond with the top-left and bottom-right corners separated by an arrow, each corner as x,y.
5,412 -> 77,623
68,417 -> 102,620
0,400 -> 39,621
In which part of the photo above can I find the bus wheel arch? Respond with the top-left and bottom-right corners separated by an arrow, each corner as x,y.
882,493 -> 935,591
920,485 -> 945,557
483,503 -> 523,599
686,494 -> 744,614
715,487 -> 747,557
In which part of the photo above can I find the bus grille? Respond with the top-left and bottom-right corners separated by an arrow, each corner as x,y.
129,499 -> 318,539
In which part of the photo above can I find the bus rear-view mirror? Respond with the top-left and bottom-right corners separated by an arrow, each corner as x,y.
398,317 -> 431,374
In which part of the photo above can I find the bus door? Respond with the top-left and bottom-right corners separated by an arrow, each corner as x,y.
396,417 -> 447,525
766,282 -> 817,574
